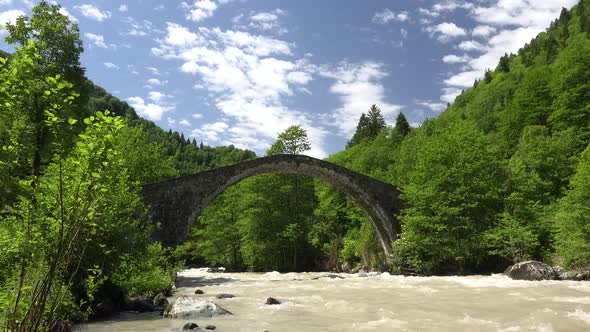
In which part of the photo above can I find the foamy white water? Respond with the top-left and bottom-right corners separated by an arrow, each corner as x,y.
79,268 -> 590,331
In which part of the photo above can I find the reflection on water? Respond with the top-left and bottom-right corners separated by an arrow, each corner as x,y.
79,268 -> 590,332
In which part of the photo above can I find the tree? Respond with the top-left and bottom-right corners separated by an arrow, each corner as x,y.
554,143 -> 590,269
347,105 -> 387,148
267,125 -> 311,155
395,112 -> 411,137
4,1 -> 89,178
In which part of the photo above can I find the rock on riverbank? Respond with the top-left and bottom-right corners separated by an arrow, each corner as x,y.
163,296 -> 232,319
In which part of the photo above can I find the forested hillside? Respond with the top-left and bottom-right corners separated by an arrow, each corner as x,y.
0,2 -> 253,329
186,0 -> 590,275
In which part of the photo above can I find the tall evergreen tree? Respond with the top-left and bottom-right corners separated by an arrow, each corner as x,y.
347,105 -> 387,148
395,112 -> 411,137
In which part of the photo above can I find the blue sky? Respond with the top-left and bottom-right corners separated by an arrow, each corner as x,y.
0,0 -> 579,157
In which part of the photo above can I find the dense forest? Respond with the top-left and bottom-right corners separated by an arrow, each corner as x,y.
183,0 -> 590,275
2,0 -> 590,329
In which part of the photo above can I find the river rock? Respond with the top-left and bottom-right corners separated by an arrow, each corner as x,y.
216,293 -> 235,299
205,325 -> 216,330
207,267 -> 226,273
504,261 -> 557,281
164,296 -> 232,318
558,269 -> 590,281
195,289 -> 205,295
265,297 -> 281,305
133,299 -> 155,312
182,322 -> 199,330
153,293 -> 169,307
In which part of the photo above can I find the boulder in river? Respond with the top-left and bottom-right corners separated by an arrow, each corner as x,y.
558,269 -> 590,281
216,293 -> 235,299
164,296 -> 232,318
153,293 -> 169,307
205,325 -> 216,330
132,298 -> 155,312
265,297 -> 281,305
195,289 -> 205,295
182,322 -> 199,330
504,261 -> 557,281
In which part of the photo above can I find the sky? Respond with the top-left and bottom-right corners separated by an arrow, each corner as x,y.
0,0 -> 579,158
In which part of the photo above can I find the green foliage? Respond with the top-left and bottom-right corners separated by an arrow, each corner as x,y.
111,243 -> 174,297
267,125 -> 311,155
554,143 -> 590,269
484,213 -> 539,263
392,120 -> 503,274
347,104 -> 387,148
394,112 -> 411,137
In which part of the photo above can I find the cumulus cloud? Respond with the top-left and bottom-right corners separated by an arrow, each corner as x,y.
127,96 -> 173,121
122,16 -> 158,37
145,78 -> 168,87
373,8 -> 409,24
457,40 -> 485,52
179,119 -> 191,126
152,22 -> 328,157
84,32 -> 110,48
426,22 -> 466,42
246,9 -> 288,34
192,113 -> 204,119
0,9 -> 25,34
103,62 -> 119,69
181,0 -> 222,22
119,5 -> 128,12
442,54 -> 471,64
415,100 -> 446,112
74,4 -> 111,21
319,62 -> 402,136
438,0 -> 577,103
472,25 -> 496,38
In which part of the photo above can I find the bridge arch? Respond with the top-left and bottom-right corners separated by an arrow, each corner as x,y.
142,154 -> 401,257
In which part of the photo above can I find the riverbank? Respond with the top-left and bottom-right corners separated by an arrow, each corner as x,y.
78,268 -> 590,331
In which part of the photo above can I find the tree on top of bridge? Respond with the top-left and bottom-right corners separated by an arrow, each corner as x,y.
267,125 -> 311,155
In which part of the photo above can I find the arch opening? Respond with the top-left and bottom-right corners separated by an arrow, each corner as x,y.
142,155 -> 401,261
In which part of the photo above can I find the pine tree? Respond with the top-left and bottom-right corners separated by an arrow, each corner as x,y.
395,112 -> 411,137
346,113 -> 369,148
366,104 -> 386,137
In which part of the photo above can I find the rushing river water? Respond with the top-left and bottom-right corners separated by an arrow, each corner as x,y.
80,268 -> 590,331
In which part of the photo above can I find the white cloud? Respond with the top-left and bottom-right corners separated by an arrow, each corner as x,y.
472,25 -> 496,38
179,119 -> 191,126
0,9 -> 25,34
146,66 -> 160,75
103,62 -> 119,69
74,4 -> 111,22
55,5 -> 78,23
154,4 -> 165,11
128,96 -> 173,121
415,100 -> 446,112
85,32 -> 108,48
319,62 -> 402,136
148,91 -> 170,103
192,113 -> 204,119
373,8 -> 409,24
400,28 -> 408,39
152,22 -> 328,157
119,5 -> 128,12
439,0 -> 577,103
432,0 -> 473,13
426,22 -> 466,42
471,0 -> 577,28
457,40 -> 485,52
182,0 -> 218,22
145,78 -> 168,87
122,17 -> 158,37
442,54 -> 471,64
247,9 -> 288,34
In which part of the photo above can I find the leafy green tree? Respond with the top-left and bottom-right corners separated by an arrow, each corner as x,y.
267,125 -> 311,155
549,33 -> 590,141
554,143 -> 590,269
393,121 -> 503,274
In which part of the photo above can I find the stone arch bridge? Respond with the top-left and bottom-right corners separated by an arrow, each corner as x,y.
142,154 -> 401,256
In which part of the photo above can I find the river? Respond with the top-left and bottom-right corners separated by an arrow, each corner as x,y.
79,268 -> 590,331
